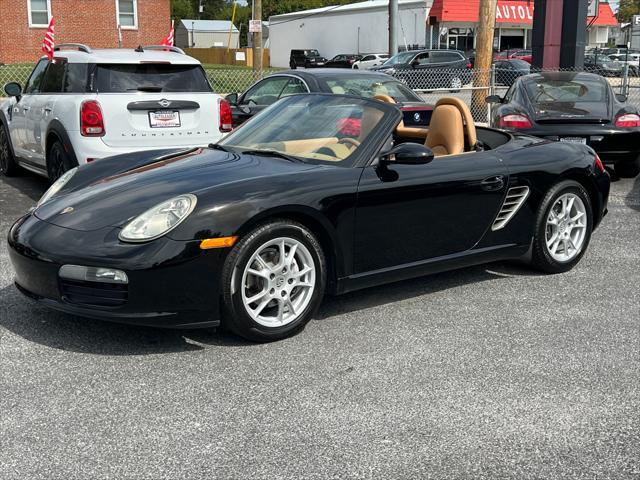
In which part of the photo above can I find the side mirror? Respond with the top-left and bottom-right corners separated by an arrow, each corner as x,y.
615,93 -> 627,102
485,95 -> 503,104
381,143 -> 434,165
225,93 -> 239,105
4,82 -> 22,98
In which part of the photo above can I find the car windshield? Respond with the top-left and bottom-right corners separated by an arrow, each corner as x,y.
383,51 -> 417,65
524,78 -> 607,103
94,64 -> 212,93
219,95 -> 389,166
325,77 -> 422,102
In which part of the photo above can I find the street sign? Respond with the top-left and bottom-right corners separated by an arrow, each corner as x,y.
249,20 -> 262,33
587,0 -> 599,17
634,15 -> 640,26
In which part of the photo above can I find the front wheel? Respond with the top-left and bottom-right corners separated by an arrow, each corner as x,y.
615,157 -> 640,178
221,220 -> 326,342
0,123 -> 19,176
530,180 -> 593,274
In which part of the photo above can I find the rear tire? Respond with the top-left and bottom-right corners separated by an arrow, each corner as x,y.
614,157 -> 640,178
46,140 -> 77,182
290,61 -> 297,70
0,123 -> 19,177
530,180 -> 593,274
221,220 -> 326,342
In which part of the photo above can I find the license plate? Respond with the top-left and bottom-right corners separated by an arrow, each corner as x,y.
560,137 -> 587,144
149,110 -> 180,128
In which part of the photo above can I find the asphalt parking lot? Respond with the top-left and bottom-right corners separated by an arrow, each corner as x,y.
0,171 -> 638,479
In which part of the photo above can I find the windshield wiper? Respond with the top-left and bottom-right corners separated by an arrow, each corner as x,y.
241,149 -> 303,163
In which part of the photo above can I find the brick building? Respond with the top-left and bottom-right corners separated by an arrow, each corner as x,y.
0,0 -> 171,64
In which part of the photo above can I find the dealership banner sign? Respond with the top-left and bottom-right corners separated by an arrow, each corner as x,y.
495,1 -> 534,23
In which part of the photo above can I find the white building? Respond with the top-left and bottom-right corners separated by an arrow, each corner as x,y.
175,20 -> 240,49
269,0 -> 431,68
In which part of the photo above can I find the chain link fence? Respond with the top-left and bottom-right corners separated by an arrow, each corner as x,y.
2,63 -> 640,124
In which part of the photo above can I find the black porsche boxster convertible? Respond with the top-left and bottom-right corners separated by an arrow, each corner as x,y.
8,94 -> 610,341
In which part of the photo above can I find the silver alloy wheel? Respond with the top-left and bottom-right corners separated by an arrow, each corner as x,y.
241,237 -> 316,327
545,193 -> 588,262
450,76 -> 463,89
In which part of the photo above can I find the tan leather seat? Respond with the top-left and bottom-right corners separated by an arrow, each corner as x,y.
425,97 -> 477,156
373,94 -> 396,104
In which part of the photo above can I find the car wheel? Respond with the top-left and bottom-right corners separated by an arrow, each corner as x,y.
353,65 -> 359,69
0,123 -> 19,177
290,61 -> 297,70
614,157 -> 640,178
46,140 -> 77,182
530,180 -> 593,274
449,76 -> 463,92
221,219 -> 326,342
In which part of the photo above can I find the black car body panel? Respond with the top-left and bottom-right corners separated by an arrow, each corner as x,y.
7,94 -> 610,328
489,71 -> 640,165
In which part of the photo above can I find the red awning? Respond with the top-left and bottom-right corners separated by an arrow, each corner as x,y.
429,0 -> 618,27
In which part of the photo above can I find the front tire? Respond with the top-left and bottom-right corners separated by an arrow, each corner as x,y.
530,180 -> 593,274
0,123 -> 19,176
46,140 -> 77,182
221,220 -> 326,342
614,157 -> 640,178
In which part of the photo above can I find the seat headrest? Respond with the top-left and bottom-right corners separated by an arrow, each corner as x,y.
434,97 -> 477,149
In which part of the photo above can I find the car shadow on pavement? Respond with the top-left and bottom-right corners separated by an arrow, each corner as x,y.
625,174 -> 640,212
1,171 -> 49,202
0,261 -> 538,356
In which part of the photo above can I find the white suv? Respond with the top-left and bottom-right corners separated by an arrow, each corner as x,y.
0,44 -> 231,180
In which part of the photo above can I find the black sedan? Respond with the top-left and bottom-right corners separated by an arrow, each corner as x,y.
494,59 -> 530,86
224,69 -> 433,130
487,71 -> 640,177
8,94 -> 610,342
324,54 -> 362,68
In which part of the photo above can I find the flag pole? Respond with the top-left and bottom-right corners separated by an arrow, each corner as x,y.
227,1 -> 237,51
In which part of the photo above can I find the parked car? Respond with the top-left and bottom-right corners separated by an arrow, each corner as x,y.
494,59 -> 531,86
224,69 -> 433,129
601,47 -> 640,56
0,44 -> 227,181
8,94 -> 610,341
324,54 -> 362,68
289,49 -> 327,69
584,54 -> 623,77
487,71 -> 640,177
608,53 -> 640,76
373,49 -> 472,91
494,49 -> 532,64
352,53 -> 389,70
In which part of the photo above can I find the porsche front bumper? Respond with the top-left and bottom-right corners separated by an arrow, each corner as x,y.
7,214 -> 225,329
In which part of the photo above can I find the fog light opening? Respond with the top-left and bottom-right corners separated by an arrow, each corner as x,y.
59,265 -> 128,284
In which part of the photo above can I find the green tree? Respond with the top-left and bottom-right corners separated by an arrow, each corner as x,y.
616,0 -> 640,23
171,0 -> 194,20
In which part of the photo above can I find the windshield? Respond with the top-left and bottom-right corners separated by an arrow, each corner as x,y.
325,77 -> 422,102
383,51 -> 416,66
524,78 -> 607,104
219,95 -> 389,165
94,64 -> 212,93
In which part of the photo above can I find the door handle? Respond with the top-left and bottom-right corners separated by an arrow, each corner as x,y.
481,175 -> 505,191
22,106 -> 30,112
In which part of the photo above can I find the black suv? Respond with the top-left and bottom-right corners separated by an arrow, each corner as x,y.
373,49 -> 471,90
289,49 -> 327,69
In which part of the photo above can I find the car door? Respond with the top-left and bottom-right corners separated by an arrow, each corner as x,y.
9,59 -> 48,159
235,76 -> 302,124
353,148 -> 508,273
359,55 -> 376,69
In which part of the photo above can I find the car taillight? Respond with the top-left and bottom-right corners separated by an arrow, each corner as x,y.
594,154 -> 606,173
466,63 -> 472,68
219,99 -> 233,133
498,114 -> 533,129
614,113 -> 640,128
80,100 -> 105,137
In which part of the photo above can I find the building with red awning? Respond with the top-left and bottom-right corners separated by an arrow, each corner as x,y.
427,0 -> 618,52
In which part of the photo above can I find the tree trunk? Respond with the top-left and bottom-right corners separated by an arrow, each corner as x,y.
471,0 -> 498,122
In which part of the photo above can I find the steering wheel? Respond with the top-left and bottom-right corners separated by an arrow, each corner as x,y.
338,137 -> 361,148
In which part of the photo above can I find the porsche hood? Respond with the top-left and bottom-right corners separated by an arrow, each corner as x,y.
34,148 -> 318,232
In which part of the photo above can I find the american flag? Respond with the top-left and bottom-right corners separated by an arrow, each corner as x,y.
160,20 -> 174,47
41,17 -> 55,60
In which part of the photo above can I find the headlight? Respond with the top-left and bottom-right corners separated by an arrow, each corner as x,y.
37,167 -> 77,207
119,194 -> 197,243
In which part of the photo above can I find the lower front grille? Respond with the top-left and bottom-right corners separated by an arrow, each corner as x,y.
60,279 -> 128,308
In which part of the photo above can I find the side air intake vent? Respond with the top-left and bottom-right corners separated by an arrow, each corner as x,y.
492,186 -> 530,231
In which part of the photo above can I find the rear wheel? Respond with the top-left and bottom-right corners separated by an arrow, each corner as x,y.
0,123 -> 19,176
221,220 -> 326,342
530,180 -> 593,274
615,157 -> 640,178
449,76 -> 462,92
289,61 -> 297,70
46,140 -> 77,182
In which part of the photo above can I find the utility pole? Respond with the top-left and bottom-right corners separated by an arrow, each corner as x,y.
252,0 -> 263,78
471,0 -> 497,121
389,0 -> 398,56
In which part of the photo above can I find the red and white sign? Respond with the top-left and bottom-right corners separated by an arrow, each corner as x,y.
495,1 -> 533,23
249,20 -> 262,33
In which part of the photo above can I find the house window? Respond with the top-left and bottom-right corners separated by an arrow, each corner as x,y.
117,0 -> 138,29
28,0 -> 51,27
